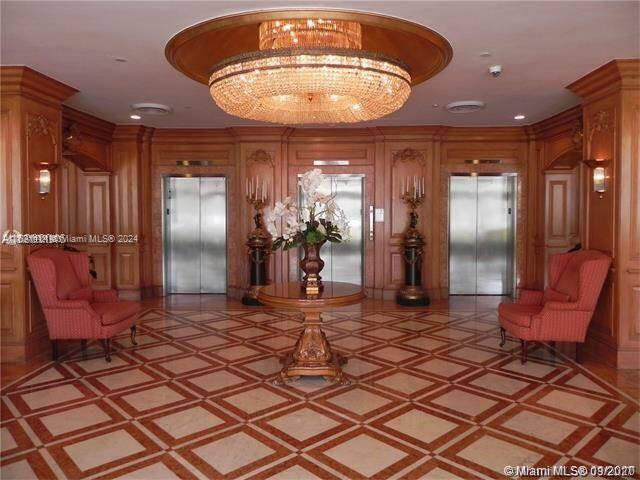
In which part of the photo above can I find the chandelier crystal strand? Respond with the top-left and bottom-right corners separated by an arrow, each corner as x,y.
209,18 -> 411,124
259,19 -> 362,50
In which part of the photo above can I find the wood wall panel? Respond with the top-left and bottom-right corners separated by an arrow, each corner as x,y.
568,59 -> 640,368
0,66 -> 77,363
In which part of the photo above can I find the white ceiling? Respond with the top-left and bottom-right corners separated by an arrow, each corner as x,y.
1,1 -> 638,128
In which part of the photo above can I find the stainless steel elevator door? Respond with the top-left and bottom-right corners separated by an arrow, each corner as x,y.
298,174 -> 364,285
449,175 -> 516,295
164,177 -> 227,294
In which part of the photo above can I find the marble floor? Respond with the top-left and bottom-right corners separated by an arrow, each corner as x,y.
1,305 -> 638,479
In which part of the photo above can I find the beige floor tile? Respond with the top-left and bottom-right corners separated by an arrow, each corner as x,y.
324,433 -> 407,477
114,462 -> 181,479
432,389 -> 497,416
458,435 -> 542,474
469,372 -> 529,395
240,357 -> 282,376
502,410 -> 577,444
122,385 -> 185,412
193,431 -> 274,474
267,407 -> 340,441
265,465 -> 323,480
327,388 -> 392,416
0,459 -> 37,479
212,345 -> 262,361
143,318 -> 183,330
21,384 -> 84,410
21,367 -> 64,387
223,387 -> 289,414
384,409 -> 458,443
204,319 -> 245,330
537,389 -> 605,418
564,373 -> 609,395
136,344 -> 185,361
447,347 -> 497,363
153,406 -> 224,439
402,337 -> 448,351
0,427 -> 17,452
502,359 -> 558,378
342,358 -> 384,376
185,334 -> 229,349
64,429 -> 146,472
413,358 -> 469,378
332,336 -> 376,351
368,346 -> 418,363
593,436 -> 640,467
156,356 -> 212,375
72,355 -> 130,373
96,368 -> 154,390
374,372 -> 435,395
162,327 -> 205,338
187,370 -> 247,392
41,403 -> 111,436
622,411 -> 639,432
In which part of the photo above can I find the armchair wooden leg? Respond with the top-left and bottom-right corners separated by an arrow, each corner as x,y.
81,340 -> 87,360
499,327 -> 506,347
521,339 -> 528,364
51,340 -> 59,361
130,325 -> 138,346
100,339 -> 112,362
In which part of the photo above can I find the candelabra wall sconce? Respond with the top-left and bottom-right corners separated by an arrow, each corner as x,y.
397,176 -> 430,306
242,178 -> 271,306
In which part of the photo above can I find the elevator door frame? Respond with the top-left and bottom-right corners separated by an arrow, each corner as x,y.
448,173 -> 517,296
287,165 -> 375,288
162,175 -> 228,294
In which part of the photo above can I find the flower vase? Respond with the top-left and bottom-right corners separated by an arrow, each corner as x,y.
300,241 -> 326,290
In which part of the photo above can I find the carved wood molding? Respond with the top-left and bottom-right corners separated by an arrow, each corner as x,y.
247,149 -> 274,167
392,148 -> 425,167
27,115 -> 56,145
589,110 -> 612,138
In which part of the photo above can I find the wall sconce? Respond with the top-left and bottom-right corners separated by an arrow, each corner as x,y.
582,159 -> 610,199
593,166 -> 606,195
38,169 -> 51,195
33,163 -> 57,199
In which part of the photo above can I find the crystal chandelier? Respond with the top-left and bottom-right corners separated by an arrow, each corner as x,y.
209,18 -> 412,124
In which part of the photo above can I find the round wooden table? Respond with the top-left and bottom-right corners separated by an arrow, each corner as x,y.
257,282 -> 365,385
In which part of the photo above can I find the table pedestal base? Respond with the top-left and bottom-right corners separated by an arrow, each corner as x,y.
274,311 -> 350,385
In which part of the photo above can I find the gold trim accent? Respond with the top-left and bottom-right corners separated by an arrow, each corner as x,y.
165,8 -> 453,87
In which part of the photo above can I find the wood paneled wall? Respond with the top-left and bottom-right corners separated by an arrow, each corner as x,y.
3,62 -> 637,370
568,59 -> 640,369
0,67 -> 77,362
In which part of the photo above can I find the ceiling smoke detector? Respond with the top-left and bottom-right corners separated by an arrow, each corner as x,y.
130,103 -> 172,116
445,100 -> 486,114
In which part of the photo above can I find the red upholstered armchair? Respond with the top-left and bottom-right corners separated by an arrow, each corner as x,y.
498,250 -> 611,363
27,248 -> 140,362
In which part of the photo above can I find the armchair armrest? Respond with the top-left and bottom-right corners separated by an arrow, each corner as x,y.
92,289 -> 119,303
50,299 -> 93,309
517,289 -> 544,305
543,301 -> 583,311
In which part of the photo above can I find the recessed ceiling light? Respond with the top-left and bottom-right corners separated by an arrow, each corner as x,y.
514,114 -> 526,120
479,51 -> 491,57
446,100 -> 486,113
131,103 -> 172,115
114,57 -> 127,62
130,114 -> 142,120
432,103 -> 439,108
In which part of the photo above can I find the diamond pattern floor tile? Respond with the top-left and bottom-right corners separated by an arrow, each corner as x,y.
2,306 -> 638,480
